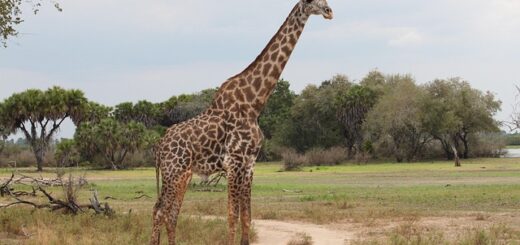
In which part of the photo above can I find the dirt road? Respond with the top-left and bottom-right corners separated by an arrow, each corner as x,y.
252,219 -> 351,245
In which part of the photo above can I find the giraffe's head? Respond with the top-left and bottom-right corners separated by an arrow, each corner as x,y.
301,0 -> 333,20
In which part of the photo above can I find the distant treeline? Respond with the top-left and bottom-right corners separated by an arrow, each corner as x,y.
0,70 -> 508,171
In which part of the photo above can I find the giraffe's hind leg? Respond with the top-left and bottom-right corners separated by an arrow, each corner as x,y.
225,154 -> 255,245
150,196 -> 165,245
150,154 -> 192,245
239,177 -> 253,245
164,169 -> 192,244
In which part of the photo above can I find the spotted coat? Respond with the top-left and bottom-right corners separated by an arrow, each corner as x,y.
150,1 -> 333,244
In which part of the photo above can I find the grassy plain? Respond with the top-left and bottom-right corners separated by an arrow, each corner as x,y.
0,158 -> 519,244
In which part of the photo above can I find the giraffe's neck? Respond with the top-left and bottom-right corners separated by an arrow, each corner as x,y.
210,3 -> 310,118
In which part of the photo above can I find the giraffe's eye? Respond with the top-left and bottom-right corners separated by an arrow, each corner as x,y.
305,0 -> 314,4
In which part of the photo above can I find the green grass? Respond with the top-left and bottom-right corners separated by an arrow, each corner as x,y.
506,145 -> 520,149
1,158 -> 519,243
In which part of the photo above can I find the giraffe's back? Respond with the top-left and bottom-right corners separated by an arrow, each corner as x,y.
157,110 -> 228,177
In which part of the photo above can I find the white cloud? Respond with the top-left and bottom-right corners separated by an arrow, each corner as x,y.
307,21 -> 425,47
388,30 -> 424,47
3,0 -> 520,134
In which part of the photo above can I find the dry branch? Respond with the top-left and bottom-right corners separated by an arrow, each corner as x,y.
0,173 -> 15,197
0,172 -> 112,216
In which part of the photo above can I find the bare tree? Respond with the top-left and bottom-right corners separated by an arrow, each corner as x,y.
508,86 -> 520,131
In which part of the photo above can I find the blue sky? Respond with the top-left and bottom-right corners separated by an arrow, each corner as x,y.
1,0 -> 519,138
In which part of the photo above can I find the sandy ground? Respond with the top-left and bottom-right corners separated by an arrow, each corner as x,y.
201,212 -> 519,245
252,219 -> 351,245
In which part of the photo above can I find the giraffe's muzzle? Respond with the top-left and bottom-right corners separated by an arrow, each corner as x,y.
322,6 -> 333,20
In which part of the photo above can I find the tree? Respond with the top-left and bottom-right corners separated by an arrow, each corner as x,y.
0,105 -> 8,154
0,0 -> 62,47
365,75 -> 430,162
0,122 -> 7,155
335,84 -> 377,156
452,79 -> 501,158
114,100 -> 161,128
55,138 -> 79,167
510,86 -> 520,131
276,77 -> 351,152
160,89 -> 216,126
360,70 -> 386,96
78,102 -> 111,125
74,118 -> 152,170
259,79 -> 296,139
0,87 -> 88,171
421,78 -> 501,159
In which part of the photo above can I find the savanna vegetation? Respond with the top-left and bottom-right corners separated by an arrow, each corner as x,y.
0,159 -> 519,244
0,71 -> 518,244
0,71 -> 509,172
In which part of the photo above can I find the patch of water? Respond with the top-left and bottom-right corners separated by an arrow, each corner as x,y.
504,148 -> 520,158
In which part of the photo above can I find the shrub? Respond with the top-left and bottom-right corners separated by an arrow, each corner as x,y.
505,133 -> 520,145
305,147 -> 347,166
281,148 -> 307,171
287,232 -> 313,245
354,151 -> 371,164
469,133 -> 506,158
258,139 -> 283,162
124,150 -> 155,167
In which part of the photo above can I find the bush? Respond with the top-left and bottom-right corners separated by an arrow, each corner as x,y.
124,150 -> 155,167
281,148 -> 307,171
0,148 -> 56,168
287,232 -> 313,245
257,139 -> 283,162
469,133 -> 506,158
505,133 -> 520,145
305,147 -> 347,166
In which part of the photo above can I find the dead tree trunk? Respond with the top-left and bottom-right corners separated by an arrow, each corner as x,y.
451,145 -> 461,167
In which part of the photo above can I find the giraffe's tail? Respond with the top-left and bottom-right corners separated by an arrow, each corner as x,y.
153,144 -> 161,198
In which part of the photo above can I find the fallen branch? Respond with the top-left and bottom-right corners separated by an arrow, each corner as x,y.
0,173 -> 15,197
134,194 -> 152,199
0,172 -> 112,216
283,189 -> 303,193
196,171 -> 227,187
194,188 -> 224,193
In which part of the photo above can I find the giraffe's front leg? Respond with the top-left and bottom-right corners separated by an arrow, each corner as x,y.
239,166 -> 253,245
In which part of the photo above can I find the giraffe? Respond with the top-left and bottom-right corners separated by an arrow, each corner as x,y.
150,1 -> 333,244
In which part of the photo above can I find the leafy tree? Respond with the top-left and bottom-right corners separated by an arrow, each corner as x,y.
421,78 -> 501,159
74,118 -> 152,170
259,79 -> 296,139
335,85 -> 377,156
160,89 -> 216,126
0,0 -> 62,47
360,70 -> 386,96
114,100 -> 160,128
0,105 -> 8,154
452,81 -> 501,158
365,75 -> 430,162
78,102 -> 111,125
55,138 -> 79,167
0,123 -> 7,155
0,87 -> 88,171
276,77 -> 350,152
